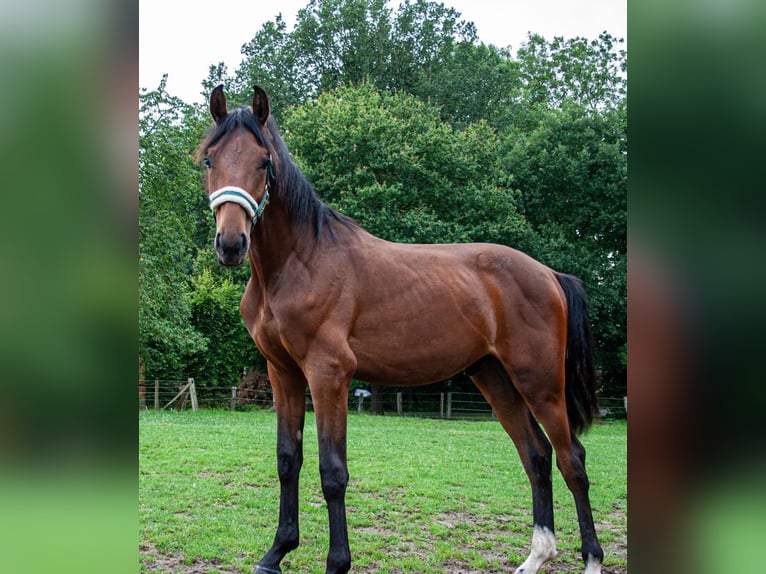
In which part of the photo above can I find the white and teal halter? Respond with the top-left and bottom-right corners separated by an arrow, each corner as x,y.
209,156 -> 274,227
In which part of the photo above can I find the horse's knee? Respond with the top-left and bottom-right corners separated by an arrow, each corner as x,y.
319,455 -> 348,501
275,429 -> 303,487
276,418 -> 304,481
277,448 -> 303,481
321,472 -> 348,501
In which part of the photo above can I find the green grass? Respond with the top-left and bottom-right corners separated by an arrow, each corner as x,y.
139,410 -> 626,573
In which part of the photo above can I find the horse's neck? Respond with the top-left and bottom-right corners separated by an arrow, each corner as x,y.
247,199 -> 314,288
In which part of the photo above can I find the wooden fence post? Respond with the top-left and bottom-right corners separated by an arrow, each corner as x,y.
154,380 -> 159,411
396,392 -> 403,416
446,392 -> 453,419
440,393 -> 445,418
189,378 -> 198,412
231,387 -> 237,412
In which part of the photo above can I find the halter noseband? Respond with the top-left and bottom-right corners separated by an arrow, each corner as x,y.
208,156 -> 274,227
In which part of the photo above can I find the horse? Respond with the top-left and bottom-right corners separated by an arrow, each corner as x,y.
195,84 -> 604,574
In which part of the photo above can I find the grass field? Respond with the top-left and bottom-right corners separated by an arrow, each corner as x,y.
139,410 -> 626,573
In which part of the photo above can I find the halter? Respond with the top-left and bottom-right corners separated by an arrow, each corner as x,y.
208,156 -> 274,228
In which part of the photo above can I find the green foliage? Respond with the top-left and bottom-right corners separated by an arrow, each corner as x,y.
186,269 -> 264,387
516,32 -> 627,112
282,83 -> 531,247
291,0 -> 395,94
428,41 -> 521,130
233,0 -> 508,127
139,77 -> 208,378
507,103 -> 626,253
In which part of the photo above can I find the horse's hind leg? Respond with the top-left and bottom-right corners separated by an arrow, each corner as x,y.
469,357 -> 557,574
567,431 -> 603,574
510,365 -> 604,574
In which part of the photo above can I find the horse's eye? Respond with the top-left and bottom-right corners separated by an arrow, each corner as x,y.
203,156 -> 212,169
262,156 -> 274,179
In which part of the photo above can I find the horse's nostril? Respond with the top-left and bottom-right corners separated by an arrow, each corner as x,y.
215,230 -> 248,264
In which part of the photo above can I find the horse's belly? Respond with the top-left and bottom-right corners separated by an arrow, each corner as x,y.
349,328 -> 487,386
347,266 -> 495,385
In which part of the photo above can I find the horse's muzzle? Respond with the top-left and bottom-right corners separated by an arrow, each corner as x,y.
215,231 -> 248,266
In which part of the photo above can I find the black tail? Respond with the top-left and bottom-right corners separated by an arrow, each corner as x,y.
555,273 -> 599,435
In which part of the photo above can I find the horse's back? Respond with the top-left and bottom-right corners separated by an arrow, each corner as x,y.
354,238 -> 562,316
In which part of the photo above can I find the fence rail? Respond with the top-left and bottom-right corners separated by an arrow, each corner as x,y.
139,379 -> 627,420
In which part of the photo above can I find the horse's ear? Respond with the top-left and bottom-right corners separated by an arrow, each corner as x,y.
210,84 -> 227,124
252,85 -> 270,126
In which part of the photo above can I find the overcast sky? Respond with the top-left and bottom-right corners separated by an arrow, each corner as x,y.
139,0 -> 626,105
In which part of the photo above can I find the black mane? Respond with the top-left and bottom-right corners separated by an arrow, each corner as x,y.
197,106 -> 357,241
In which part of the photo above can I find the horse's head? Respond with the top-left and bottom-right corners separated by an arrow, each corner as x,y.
198,85 -> 274,266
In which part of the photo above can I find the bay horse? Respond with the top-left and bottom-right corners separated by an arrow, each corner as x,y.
195,85 -> 604,574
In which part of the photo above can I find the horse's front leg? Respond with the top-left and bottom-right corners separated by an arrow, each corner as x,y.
317,422 -> 350,574
306,351 -> 355,574
255,365 -> 306,574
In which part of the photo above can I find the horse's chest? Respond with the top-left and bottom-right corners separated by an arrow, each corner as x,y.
239,288 -> 282,359
252,309 -> 283,357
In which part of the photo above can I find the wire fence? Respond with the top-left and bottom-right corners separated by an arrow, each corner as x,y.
139,378 -> 627,420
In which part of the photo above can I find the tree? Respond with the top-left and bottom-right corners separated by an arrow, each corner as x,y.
426,41 -> 521,130
515,32 -> 626,112
387,0 -> 477,94
233,0 -> 510,129
281,83 -> 531,249
290,0 -> 394,94
139,77 -> 207,378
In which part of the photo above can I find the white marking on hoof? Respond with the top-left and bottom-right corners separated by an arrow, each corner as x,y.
514,525 -> 557,574
583,554 -> 602,574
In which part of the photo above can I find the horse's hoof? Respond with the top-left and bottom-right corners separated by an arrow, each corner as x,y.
253,566 -> 281,574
